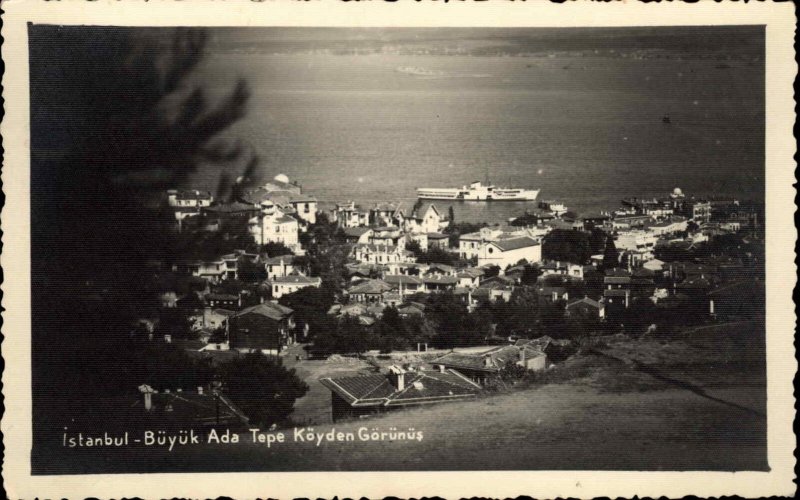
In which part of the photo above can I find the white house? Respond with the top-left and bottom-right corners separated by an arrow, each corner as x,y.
249,201 -> 300,250
167,189 -> 213,208
264,255 -> 296,280
332,201 -> 369,228
615,230 -> 657,263
352,244 -> 411,265
406,204 -> 448,234
478,237 -> 542,268
270,275 -> 322,299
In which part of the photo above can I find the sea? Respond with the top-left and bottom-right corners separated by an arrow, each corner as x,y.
188,29 -> 764,225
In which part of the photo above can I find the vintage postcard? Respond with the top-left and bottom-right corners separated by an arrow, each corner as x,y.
1,0 -> 796,498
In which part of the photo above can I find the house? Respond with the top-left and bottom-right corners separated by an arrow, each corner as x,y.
426,263 -> 457,277
384,274 -> 425,296
422,275 -> 458,293
642,258 -> 666,273
603,289 -> 630,312
458,227 -> 521,260
565,297 -> 605,320
241,177 -> 318,224
536,286 -> 569,304
343,227 -> 373,245
433,341 -> 548,385
167,189 -> 213,208
320,365 -> 481,422
332,201 -> 369,228
406,203 -> 448,234
172,258 -> 229,285
205,293 -> 241,310
195,307 -> 235,332
250,203 -> 300,249
426,232 -> 450,250
345,279 -> 393,303
398,301 -> 426,318
614,230 -> 657,263
228,302 -> 295,355
352,244 -> 411,265
133,385 -> 249,430
369,202 -> 404,227
540,261 -> 585,280
264,255 -> 296,280
478,237 -> 542,268
270,275 -> 322,299
369,226 -> 406,247
457,268 -> 484,288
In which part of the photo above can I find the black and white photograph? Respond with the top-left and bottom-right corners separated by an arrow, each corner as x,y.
2,1 -> 796,498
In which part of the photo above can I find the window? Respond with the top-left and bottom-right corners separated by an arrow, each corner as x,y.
488,247 -> 494,254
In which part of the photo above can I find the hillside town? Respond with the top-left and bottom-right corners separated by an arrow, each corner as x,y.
110,173 -> 765,428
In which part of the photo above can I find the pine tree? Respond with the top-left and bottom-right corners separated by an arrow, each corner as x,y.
602,235 -> 620,269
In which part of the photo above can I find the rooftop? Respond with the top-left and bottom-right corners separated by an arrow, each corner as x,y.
234,302 -> 294,321
490,237 -> 539,252
347,279 -> 393,295
320,368 -> 480,408
271,275 -> 321,285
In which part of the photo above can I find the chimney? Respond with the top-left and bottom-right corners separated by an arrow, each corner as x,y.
484,356 -> 492,368
625,290 -> 630,308
438,364 -> 446,373
520,347 -> 526,366
388,365 -> 406,391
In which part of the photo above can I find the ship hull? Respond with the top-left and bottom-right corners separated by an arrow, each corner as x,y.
417,188 -> 540,201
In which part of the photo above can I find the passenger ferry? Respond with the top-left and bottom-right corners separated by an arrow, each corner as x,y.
417,181 -> 540,201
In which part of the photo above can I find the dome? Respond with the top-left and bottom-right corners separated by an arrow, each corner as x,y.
673,187 -> 683,196
274,173 -> 290,184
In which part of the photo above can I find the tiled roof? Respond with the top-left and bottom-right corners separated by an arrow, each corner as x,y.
434,344 -> 544,373
319,375 -> 396,406
130,390 -> 249,427
427,232 -> 449,239
175,190 -> 213,200
603,289 -> 629,297
422,276 -> 459,285
204,202 -> 258,214
320,369 -> 480,408
491,237 -> 539,252
566,297 -> 604,310
274,215 -> 298,224
603,276 -> 632,284
384,275 -> 423,286
458,268 -> 485,278
344,227 -> 372,237
206,293 -> 239,301
235,302 -> 293,321
347,279 -> 393,295
271,275 -> 321,285
264,255 -> 294,265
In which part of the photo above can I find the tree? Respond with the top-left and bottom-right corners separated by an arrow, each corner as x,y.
313,316 -> 370,355
29,27 -> 252,437
483,265 -> 501,279
520,264 -> 542,285
264,242 -> 294,258
278,286 -> 336,339
602,235 -> 620,270
542,229 -> 592,264
414,247 -> 459,266
220,353 -> 309,427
